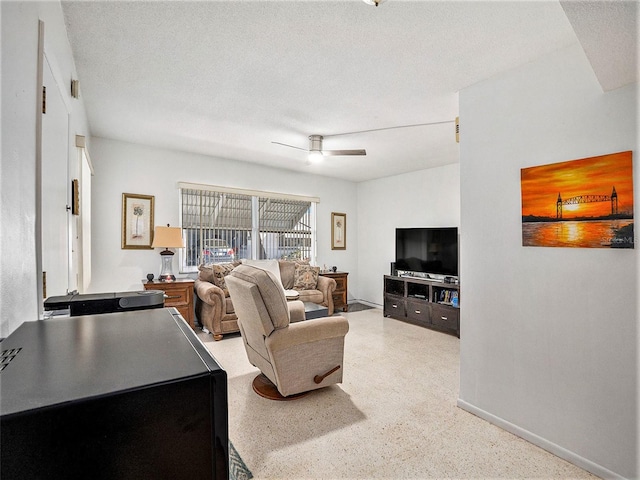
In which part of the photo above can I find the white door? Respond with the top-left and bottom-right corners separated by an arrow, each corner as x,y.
41,54 -> 70,299
79,149 -> 92,292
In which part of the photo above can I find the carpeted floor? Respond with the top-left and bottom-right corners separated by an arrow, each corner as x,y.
200,308 -> 598,479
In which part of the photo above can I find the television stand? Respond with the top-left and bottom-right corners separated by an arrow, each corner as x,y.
383,275 -> 460,337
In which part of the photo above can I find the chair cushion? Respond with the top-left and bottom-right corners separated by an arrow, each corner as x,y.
242,259 -> 283,286
278,260 -> 296,289
279,259 -> 310,289
297,289 -> 323,304
225,296 -> 235,314
293,264 -> 320,290
230,264 -> 290,330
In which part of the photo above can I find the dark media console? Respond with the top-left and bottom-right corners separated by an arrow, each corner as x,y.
384,275 -> 460,337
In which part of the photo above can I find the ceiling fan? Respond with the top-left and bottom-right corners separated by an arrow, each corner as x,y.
272,135 -> 366,163
272,119 -> 458,163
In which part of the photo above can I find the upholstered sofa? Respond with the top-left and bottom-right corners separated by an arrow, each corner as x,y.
194,260 -> 336,340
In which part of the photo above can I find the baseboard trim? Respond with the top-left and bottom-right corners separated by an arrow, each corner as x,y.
456,399 -> 626,480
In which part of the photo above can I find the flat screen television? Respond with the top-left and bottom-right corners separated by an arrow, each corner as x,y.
395,227 -> 458,278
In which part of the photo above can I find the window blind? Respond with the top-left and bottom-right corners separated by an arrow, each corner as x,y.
180,186 -> 315,272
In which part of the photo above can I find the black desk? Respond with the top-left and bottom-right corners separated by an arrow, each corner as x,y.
0,309 -> 228,480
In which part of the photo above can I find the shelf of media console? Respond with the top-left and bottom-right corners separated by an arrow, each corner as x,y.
396,270 -> 459,284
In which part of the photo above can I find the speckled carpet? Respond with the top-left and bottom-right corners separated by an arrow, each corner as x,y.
201,309 -> 596,479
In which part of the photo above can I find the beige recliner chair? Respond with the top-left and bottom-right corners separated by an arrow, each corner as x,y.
226,264 -> 349,399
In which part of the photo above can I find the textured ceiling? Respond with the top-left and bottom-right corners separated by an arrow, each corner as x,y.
61,1 -> 638,183
560,0 -> 638,92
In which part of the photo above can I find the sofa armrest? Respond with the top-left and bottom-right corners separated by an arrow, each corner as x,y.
287,300 -> 306,323
266,316 -> 349,352
194,279 -> 226,333
316,275 -> 336,315
194,279 -> 225,306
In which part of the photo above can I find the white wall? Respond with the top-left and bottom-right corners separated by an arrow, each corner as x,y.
356,164 -> 460,306
458,43 -> 638,479
1,1 -> 90,337
88,137 -> 359,294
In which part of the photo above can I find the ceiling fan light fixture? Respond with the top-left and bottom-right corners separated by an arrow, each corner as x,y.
362,0 -> 386,6
308,135 -> 324,162
308,150 -> 324,163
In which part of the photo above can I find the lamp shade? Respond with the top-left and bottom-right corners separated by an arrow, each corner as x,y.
151,226 -> 184,249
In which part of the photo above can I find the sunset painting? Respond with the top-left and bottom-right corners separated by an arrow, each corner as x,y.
521,151 -> 634,248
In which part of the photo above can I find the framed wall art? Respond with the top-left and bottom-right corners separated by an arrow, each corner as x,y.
71,179 -> 80,216
521,151 -> 633,248
331,212 -> 346,250
122,193 -> 155,249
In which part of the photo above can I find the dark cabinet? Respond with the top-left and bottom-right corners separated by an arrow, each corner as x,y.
406,299 -> 431,327
383,295 -> 405,318
430,303 -> 460,332
320,271 -> 348,312
143,279 -> 195,328
383,275 -> 460,337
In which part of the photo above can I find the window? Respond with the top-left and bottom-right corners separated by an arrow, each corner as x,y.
179,183 -> 317,272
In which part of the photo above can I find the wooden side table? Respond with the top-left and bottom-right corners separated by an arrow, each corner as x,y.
320,271 -> 348,312
143,279 -> 195,328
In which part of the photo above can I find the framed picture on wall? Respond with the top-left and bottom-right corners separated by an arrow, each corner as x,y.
122,193 -> 155,249
331,212 -> 346,250
521,151 -> 634,248
71,179 -> 80,216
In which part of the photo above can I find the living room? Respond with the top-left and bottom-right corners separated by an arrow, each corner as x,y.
2,1 -> 638,480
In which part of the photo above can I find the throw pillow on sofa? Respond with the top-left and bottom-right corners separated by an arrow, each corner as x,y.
199,262 -> 239,296
198,263 -> 217,284
278,259 -> 309,289
293,264 -> 320,290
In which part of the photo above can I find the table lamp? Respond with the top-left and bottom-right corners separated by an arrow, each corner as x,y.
151,224 -> 184,281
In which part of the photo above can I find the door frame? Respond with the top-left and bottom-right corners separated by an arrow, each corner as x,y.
36,20 -> 77,317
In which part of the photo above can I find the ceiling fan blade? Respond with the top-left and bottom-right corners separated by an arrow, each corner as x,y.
323,149 -> 367,156
273,137 -> 366,157
271,141 -> 307,152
